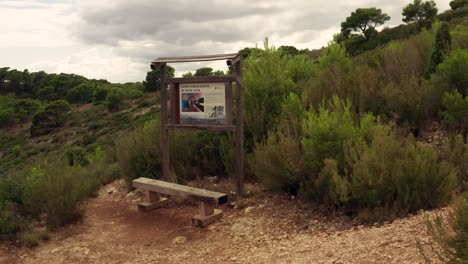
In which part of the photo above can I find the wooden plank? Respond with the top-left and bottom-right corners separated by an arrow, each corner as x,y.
160,64 -> 171,182
166,124 -> 236,131
168,76 -> 235,84
153,53 -> 238,64
225,81 -> 232,127
133,177 -> 229,205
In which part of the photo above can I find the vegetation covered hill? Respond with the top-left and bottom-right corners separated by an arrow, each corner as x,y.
1,0 -> 467,260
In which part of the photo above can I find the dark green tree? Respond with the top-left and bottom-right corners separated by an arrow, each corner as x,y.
194,67 -> 214,77
428,23 -> 451,75
30,100 -> 70,136
402,0 -> 438,29
341,8 -> 390,40
106,89 -> 125,112
182,72 -> 194,78
279,46 -> 300,57
66,83 -> 95,103
450,0 -> 468,10
143,66 -> 175,92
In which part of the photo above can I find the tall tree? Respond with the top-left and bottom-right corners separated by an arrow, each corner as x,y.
428,23 -> 452,74
194,67 -> 214,77
341,8 -> 391,40
402,0 -> 438,29
143,66 -> 175,92
449,0 -> 468,10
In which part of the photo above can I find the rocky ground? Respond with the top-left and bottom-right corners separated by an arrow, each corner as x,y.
0,179 -> 447,264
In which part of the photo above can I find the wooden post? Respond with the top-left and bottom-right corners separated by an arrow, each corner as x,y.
170,82 -> 177,125
160,64 -> 171,182
225,81 -> 232,127
234,58 -> 244,198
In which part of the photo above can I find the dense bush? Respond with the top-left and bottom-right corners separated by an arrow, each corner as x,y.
0,108 -> 17,128
430,49 -> 468,100
382,75 -> 429,127
115,120 -> 234,186
66,83 -> 95,103
106,88 -> 125,112
115,120 -> 163,184
30,100 -> 71,136
244,40 -> 314,142
21,162 -> 100,227
420,192 -> 468,262
252,131 -> 303,194
93,86 -> 108,101
344,130 -> 456,214
440,91 -> 468,134
440,135 -> 468,191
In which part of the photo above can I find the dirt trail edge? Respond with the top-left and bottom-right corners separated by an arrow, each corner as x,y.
0,179 -> 445,264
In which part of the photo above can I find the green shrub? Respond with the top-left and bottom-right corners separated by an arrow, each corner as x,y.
440,135 -> 468,191
345,130 -> 457,214
127,89 -> 144,99
430,49 -> 468,102
301,97 -> 377,177
419,193 -> 468,263
66,83 -> 95,103
106,88 -> 125,112
451,25 -> 468,50
0,201 -> 19,239
64,146 -> 89,166
115,120 -> 163,184
244,40 -> 306,142
0,108 -> 17,128
93,86 -> 108,101
21,162 -> 100,227
382,75 -> 429,127
252,131 -> 303,193
30,100 -> 71,137
277,93 -> 306,137
14,99 -> 41,120
440,91 -> 468,134
300,43 -> 351,108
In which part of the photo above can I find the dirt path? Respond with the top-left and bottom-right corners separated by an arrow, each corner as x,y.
0,179 -> 445,263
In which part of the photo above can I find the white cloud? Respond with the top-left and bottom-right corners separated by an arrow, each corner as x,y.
0,0 -> 454,83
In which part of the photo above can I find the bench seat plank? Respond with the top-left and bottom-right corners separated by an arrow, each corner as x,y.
133,177 -> 228,205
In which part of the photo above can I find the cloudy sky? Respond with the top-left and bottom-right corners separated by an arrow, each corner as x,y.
1,0 -> 451,83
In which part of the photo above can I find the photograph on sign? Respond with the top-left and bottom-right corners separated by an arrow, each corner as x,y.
179,83 -> 225,125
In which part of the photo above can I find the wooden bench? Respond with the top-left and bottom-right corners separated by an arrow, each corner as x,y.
132,177 -> 228,227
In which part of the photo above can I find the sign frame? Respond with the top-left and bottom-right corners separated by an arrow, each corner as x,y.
151,53 -> 245,197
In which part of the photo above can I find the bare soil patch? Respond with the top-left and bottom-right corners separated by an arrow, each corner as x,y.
0,179 -> 445,263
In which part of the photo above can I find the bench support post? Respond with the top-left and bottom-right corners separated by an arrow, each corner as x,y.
138,191 -> 169,212
192,201 -> 223,227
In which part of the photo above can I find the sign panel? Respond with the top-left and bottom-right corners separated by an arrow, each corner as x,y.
179,82 -> 225,125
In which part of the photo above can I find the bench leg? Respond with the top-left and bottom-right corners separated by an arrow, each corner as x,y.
138,191 -> 168,212
192,201 -> 223,227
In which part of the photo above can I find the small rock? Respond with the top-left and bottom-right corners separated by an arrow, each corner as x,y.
172,236 -> 187,244
107,188 -> 116,194
244,206 -> 255,214
207,176 -> 219,183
